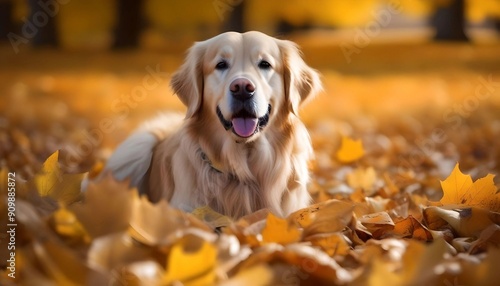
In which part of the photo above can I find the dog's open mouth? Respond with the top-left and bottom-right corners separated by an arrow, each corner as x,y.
217,105 -> 271,138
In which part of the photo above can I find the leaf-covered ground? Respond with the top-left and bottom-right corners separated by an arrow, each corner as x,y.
1,40 -> 500,285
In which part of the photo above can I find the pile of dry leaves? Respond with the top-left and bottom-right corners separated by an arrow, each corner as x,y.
1,136 -> 499,285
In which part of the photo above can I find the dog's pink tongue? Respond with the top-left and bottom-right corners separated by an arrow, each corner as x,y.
232,117 -> 258,137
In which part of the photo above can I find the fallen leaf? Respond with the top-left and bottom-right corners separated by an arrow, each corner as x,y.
49,206 -> 90,245
261,213 -> 302,244
336,136 -> 365,163
439,163 -> 500,212
192,205 -> 233,229
358,212 -> 395,238
34,150 -> 85,205
358,239 -> 452,285
128,194 -> 213,245
423,206 -> 500,237
391,215 -> 433,242
32,240 -> 107,285
294,200 -> 354,238
225,209 -> 269,247
305,232 -> 352,256
87,232 -> 153,272
236,243 -> 353,284
346,167 -> 377,195
469,224 -> 500,254
70,174 -> 133,238
163,234 -> 217,285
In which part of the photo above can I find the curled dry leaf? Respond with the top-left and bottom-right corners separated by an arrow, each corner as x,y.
291,199 -> 354,238
236,243 -> 353,284
358,212 -> 394,238
469,224 -> 500,254
424,206 -> 500,237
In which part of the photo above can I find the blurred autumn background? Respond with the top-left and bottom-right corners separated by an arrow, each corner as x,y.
1,0 -> 500,285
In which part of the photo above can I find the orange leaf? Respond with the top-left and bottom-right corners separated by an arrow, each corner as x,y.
261,213 -> 302,244
336,136 -> 364,163
392,216 -> 432,242
439,163 -> 500,212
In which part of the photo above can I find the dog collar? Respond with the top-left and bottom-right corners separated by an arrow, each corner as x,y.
200,150 -> 225,174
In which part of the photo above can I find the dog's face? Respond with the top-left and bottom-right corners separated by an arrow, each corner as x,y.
171,31 -> 321,142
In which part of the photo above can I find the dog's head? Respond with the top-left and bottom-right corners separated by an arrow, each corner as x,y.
171,31 -> 321,142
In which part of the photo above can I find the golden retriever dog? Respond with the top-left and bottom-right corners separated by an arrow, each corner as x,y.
97,31 -> 321,218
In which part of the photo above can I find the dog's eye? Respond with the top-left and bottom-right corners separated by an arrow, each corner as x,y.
215,61 -> 229,70
258,60 -> 272,70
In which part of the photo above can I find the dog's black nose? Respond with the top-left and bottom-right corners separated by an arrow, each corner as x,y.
230,78 -> 255,100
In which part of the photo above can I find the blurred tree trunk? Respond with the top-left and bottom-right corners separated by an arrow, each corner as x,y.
113,0 -> 143,49
29,0 -> 59,47
222,1 -> 245,32
0,0 -> 14,40
432,0 -> 468,41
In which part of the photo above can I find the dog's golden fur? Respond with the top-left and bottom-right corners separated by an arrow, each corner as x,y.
97,31 -> 322,218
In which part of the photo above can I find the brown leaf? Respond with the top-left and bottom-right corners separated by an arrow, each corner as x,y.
469,224 -> 500,254
70,174 -> 133,238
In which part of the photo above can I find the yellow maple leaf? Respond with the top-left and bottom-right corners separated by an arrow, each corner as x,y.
163,236 -> 217,285
34,150 -> 85,205
440,163 -> 500,212
336,136 -> 364,163
261,213 -> 302,244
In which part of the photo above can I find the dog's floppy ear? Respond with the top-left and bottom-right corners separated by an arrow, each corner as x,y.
170,41 -> 206,118
279,40 -> 322,115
